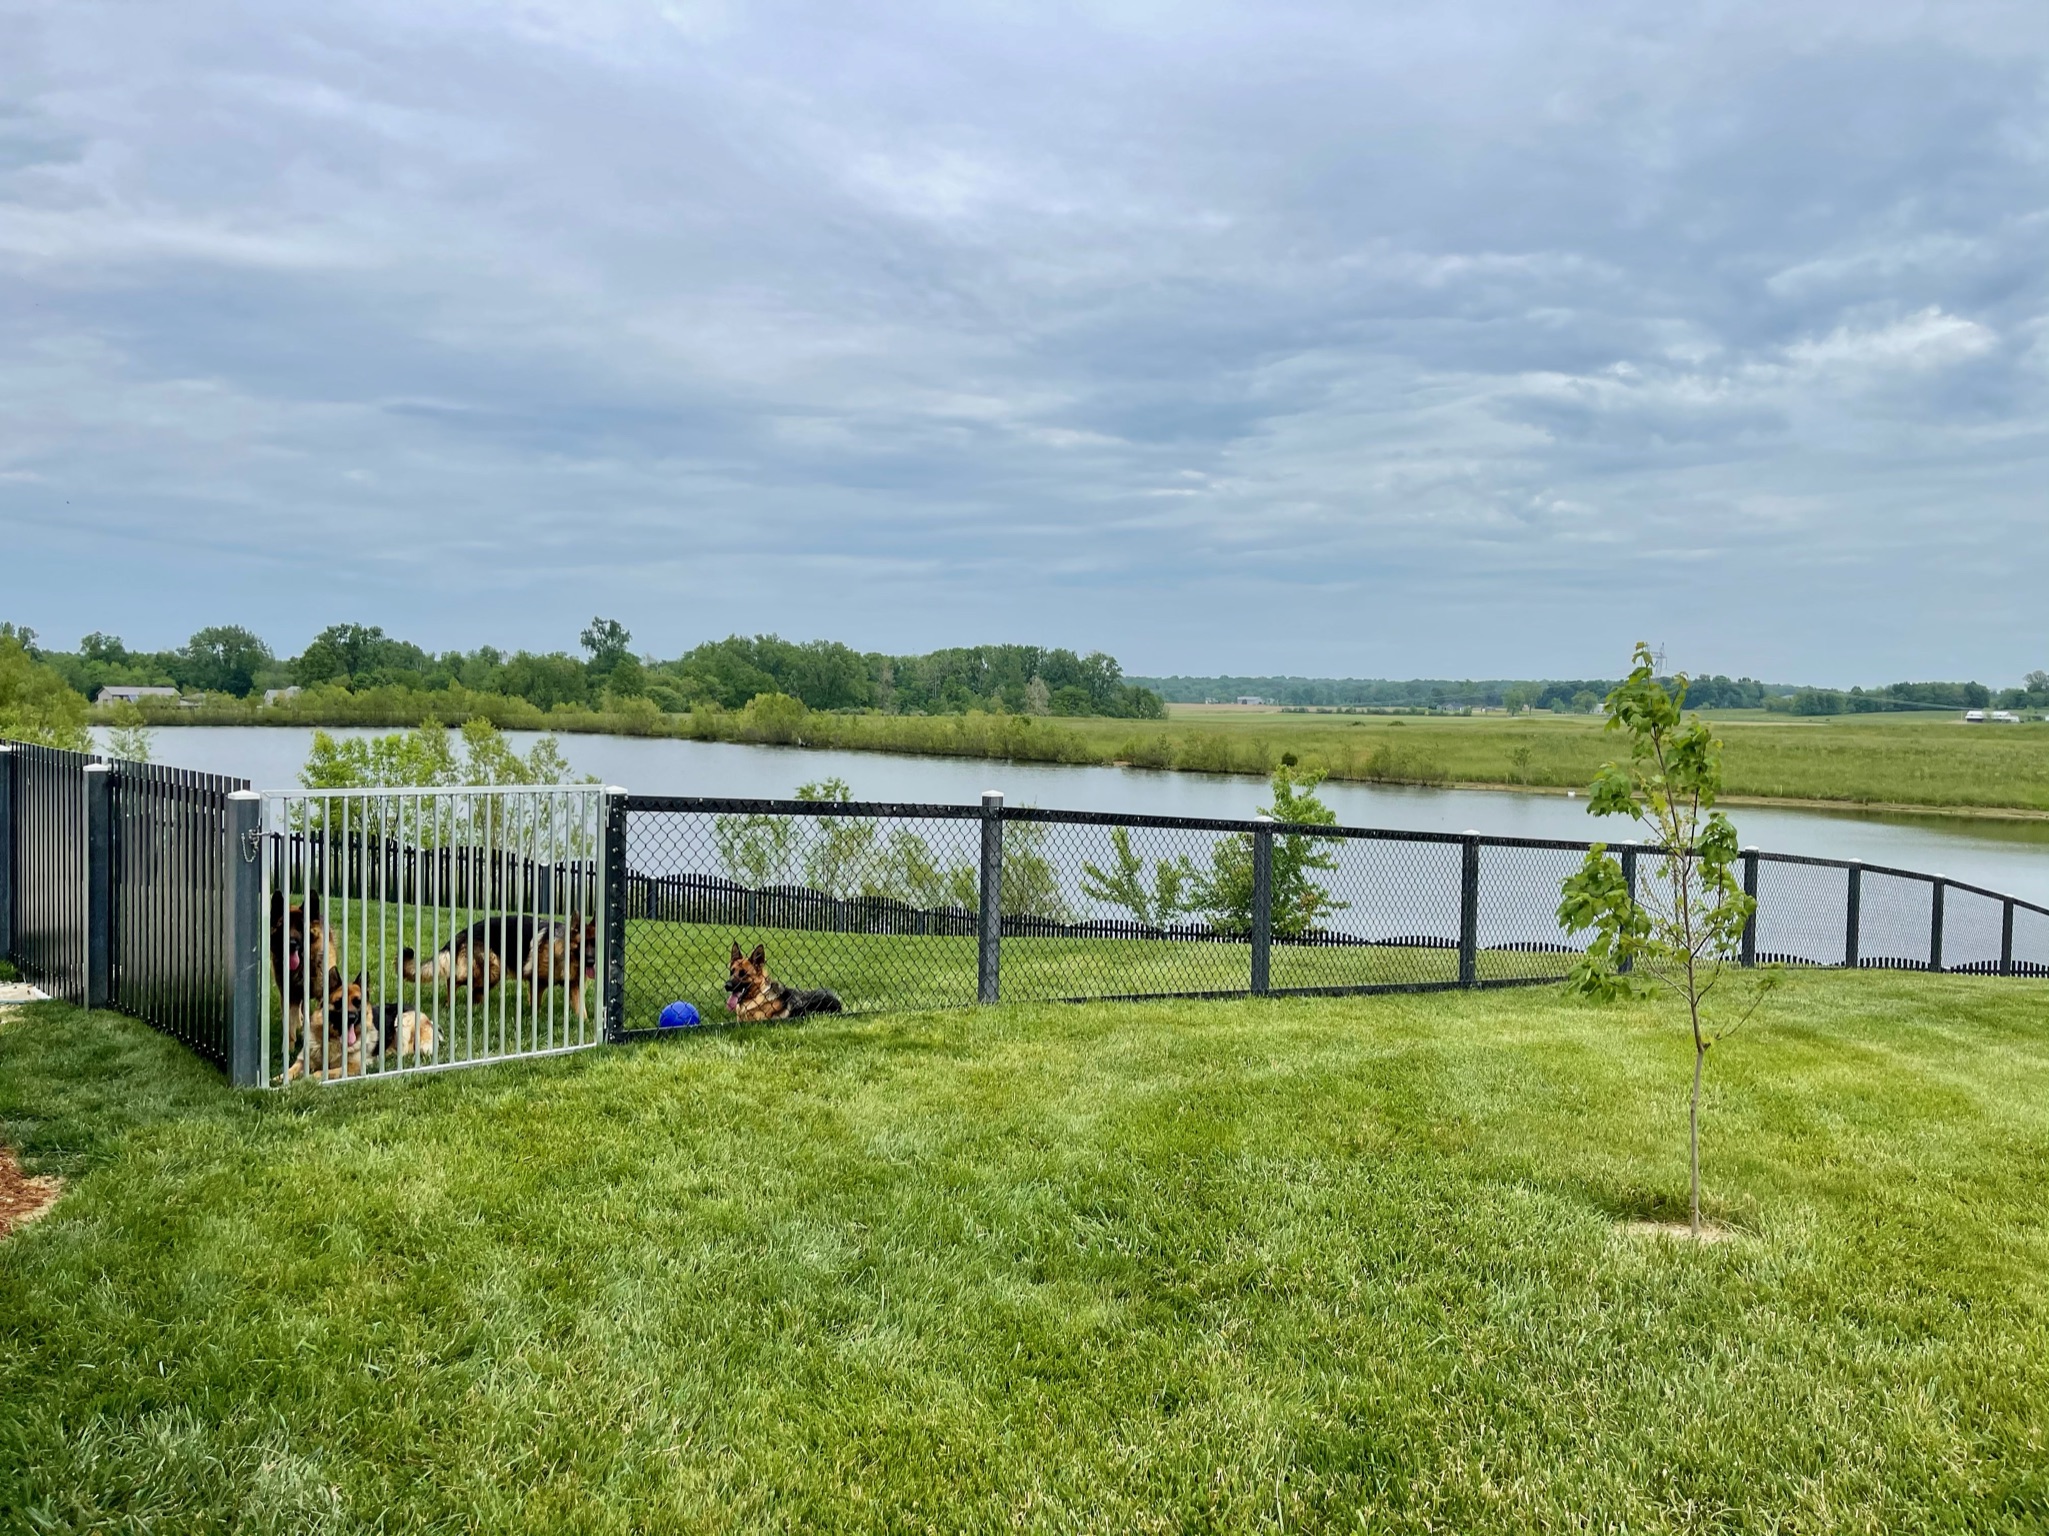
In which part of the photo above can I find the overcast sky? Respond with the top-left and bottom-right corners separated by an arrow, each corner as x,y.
3,1 -> 2046,683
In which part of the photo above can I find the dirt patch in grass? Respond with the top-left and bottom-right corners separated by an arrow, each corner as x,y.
0,1145 -> 63,1237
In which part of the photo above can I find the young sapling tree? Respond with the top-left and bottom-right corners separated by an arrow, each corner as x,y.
1557,643 -> 1772,1236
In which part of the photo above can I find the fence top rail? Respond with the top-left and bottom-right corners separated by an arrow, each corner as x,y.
625,792 -> 2049,919
1753,847 -> 2049,914
2,737 -> 250,793
626,794 -> 988,820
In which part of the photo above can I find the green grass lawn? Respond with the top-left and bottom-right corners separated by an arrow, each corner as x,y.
625,919 -> 1560,1023
252,900 -> 1546,1067
6,974 -> 2049,1532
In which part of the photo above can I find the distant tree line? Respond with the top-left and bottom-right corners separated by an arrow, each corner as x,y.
15,620 -> 1166,721
1771,678 -> 2049,715
1136,674 -> 1789,712
1137,671 -> 2049,714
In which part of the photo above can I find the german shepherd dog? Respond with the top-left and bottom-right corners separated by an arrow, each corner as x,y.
344,977 -> 438,1074
270,892 -> 349,1081
726,943 -> 843,1022
401,915 -> 598,1022
290,976 -> 439,1081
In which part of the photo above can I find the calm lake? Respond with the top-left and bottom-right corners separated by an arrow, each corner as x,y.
105,725 -> 2049,906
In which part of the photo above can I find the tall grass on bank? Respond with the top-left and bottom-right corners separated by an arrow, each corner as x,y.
5,973 -> 2049,1531
93,690 -> 2049,811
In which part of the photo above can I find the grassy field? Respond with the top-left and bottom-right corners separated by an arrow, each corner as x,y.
111,696 -> 2049,814
6,973 -> 2049,1531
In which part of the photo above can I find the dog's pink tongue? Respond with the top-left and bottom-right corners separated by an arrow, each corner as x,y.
289,952 -> 300,972
726,994 -> 739,1013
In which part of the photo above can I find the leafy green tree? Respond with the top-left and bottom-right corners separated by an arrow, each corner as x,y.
1194,765 -> 1347,937
498,652 -> 590,710
1081,826 -> 1196,927
1556,643 -> 1772,1237
104,701 -> 155,763
999,820 -> 1072,922
300,718 -> 573,788
297,624 -> 386,685
738,692 -> 808,745
714,813 -> 794,889
0,635 -> 90,749
580,617 -> 632,670
174,626 -> 273,697
794,778 -> 880,897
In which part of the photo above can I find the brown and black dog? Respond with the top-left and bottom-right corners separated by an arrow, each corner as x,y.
270,891 -> 350,1081
290,975 -> 439,1081
402,915 -> 597,1022
725,943 -> 842,1022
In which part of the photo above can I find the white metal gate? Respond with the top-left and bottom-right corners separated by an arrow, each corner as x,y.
258,785 -> 609,1085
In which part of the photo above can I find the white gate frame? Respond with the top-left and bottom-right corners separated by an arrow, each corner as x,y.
226,784 -> 618,1088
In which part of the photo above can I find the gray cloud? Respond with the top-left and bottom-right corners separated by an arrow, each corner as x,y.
3,0 -> 2047,682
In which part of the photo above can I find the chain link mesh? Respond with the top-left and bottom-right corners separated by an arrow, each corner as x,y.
1942,885 -> 2005,974
1270,831 -> 1463,992
1858,869 -> 1936,970
997,816 -> 1258,1001
1474,842 -> 1591,982
1754,857 -> 1848,967
2013,904 -> 2049,977
624,803 -> 986,1021
622,802 -> 2049,1014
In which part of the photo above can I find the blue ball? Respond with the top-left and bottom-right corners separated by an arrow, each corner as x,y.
658,1001 -> 702,1029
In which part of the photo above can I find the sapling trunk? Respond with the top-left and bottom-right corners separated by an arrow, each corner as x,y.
1690,1032 -> 1705,1237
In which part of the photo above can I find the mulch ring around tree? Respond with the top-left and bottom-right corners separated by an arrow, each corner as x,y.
0,1145 -> 63,1238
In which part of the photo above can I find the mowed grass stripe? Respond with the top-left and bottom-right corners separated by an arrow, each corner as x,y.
4,973 -> 2048,1531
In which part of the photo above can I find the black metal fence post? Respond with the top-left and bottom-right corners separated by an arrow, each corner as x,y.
1458,833 -> 1480,987
224,791 -> 263,1087
84,762 -> 112,1009
603,787 -> 628,1041
0,744 -> 13,967
1251,815 -> 1273,995
977,791 -> 1003,1004
1739,849 -> 1759,967
1929,878 -> 1945,974
1845,863 -> 1862,970
2001,899 -> 2015,978
1618,845 -> 1638,974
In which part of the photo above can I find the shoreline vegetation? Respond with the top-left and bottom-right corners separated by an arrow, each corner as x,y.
89,687 -> 2049,819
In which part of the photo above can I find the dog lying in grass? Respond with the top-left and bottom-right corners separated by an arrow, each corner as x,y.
290,976 -> 439,1082
726,943 -> 843,1022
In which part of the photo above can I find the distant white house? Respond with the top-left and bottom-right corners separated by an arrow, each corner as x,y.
96,685 -> 178,705
264,686 -> 302,706
1234,695 -> 1270,706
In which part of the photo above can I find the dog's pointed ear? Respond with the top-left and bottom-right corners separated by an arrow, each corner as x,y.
748,944 -> 765,967
730,942 -> 743,962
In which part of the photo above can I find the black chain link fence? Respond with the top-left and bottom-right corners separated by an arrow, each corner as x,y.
617,796 -> 2049,1028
